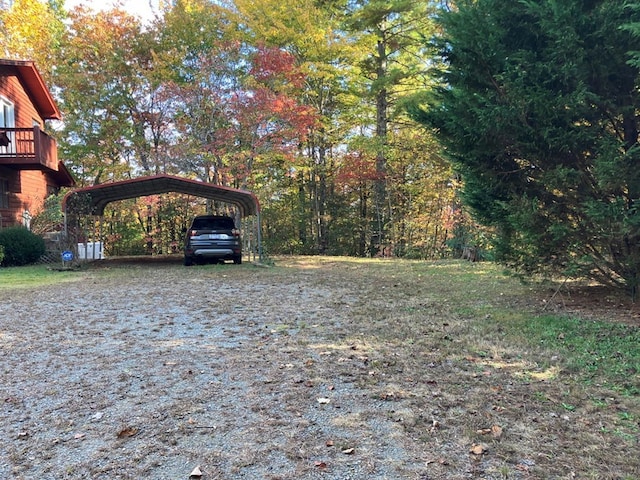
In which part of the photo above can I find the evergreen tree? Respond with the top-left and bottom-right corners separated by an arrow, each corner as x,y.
412,0 -> 640,293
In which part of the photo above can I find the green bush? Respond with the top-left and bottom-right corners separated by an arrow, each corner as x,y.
0,244 -> 4,264
0,226 -> 46,266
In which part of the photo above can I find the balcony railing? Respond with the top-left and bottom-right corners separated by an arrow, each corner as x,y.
0,126 -> 59,171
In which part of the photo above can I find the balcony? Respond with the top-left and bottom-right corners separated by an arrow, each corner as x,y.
0,126 -> 59,172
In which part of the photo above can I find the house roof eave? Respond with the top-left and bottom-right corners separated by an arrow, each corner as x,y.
0,59 -> 62,120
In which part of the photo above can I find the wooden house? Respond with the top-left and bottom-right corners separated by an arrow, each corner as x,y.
0,59 -> 74,228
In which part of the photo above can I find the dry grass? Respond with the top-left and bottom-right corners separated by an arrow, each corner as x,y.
0,255 -> 637,479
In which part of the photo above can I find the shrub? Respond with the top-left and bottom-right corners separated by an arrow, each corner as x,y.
0,226 -> 46,266
30,193 -> 64,235
0,244 -> 4,264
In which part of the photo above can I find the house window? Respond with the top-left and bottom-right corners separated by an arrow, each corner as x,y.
0,96 -> 15,154
0,178 -> 9,209
0,96 -> 15,128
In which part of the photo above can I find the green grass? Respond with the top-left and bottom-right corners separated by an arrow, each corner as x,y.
519,315 -> 640,396
411,260 -> 639,396
0,264 -> 82,290
393,259 -> 639,397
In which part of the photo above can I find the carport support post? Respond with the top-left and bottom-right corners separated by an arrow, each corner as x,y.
257,210 -> 263,262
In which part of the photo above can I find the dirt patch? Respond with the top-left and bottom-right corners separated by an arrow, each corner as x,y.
538,282 -> 640,326
0,257 -> 638,479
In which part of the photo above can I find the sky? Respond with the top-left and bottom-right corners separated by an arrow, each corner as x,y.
64,0 -> 161,23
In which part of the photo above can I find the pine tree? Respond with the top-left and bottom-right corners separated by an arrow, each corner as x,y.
412,0 -> 640,293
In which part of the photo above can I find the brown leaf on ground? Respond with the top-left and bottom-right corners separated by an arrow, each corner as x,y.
430,420 -> 440,433
426,458 -> 449,466
477,424 -> 503,439
470,443 -> 488,455
116,427 -> 138,439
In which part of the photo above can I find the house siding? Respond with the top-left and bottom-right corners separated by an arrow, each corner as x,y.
0,169 -> 56,226
0,71 -> 45,127
0,61 -> 70,229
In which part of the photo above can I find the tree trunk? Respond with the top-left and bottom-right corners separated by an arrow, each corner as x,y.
373,38 -> 388,255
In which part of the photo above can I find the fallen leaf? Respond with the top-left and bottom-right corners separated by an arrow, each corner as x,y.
117,427 -> 138,439
491,424 -> 503,439
342,447 -> 355,455
317,397 -> 331,404
326,440 -> 334,447
430,420 -> 440,433
74,433 -> 85,440
470,443 -> 488,455
314,461 -> 327,469
189,465 -> 202,478
426,458 -> 449,466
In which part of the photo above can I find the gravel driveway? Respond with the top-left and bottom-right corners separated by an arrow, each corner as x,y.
1,257 -> 441,480
2,256 -> 638,480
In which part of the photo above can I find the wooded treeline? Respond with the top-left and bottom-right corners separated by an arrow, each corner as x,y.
2,0 -> 640,293
2,0 -> 463,259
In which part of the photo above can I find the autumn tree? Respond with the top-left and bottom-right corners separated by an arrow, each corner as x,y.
235,0 -> 453,257
343,0 -> 438,254
0,0 -> 66,81
235,0 -> 357,253
54,5 -> 160,184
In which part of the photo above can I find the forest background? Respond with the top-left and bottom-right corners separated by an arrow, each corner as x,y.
1,0 -> 463,260
2,0 -> 640,294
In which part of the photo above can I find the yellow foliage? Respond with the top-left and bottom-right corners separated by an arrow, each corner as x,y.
0,0 -> 64,79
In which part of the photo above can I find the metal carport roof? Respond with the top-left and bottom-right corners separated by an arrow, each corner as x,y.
62,174 -> 260,217
62,174 -> 262,261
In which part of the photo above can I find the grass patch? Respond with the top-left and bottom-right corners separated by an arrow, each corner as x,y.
519,315 -> 640,396
0,264 -> 82,290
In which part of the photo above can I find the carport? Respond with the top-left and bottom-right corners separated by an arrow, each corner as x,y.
62,174 -> 262,261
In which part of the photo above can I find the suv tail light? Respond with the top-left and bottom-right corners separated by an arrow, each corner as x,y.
232,229 -> 241,237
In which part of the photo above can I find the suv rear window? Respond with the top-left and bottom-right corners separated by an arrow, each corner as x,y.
191,217 -> 235,230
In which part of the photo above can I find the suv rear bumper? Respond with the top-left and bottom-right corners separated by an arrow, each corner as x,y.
192,248 -> 235,256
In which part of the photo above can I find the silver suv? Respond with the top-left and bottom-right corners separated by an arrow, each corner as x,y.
183,215 -> 242,266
